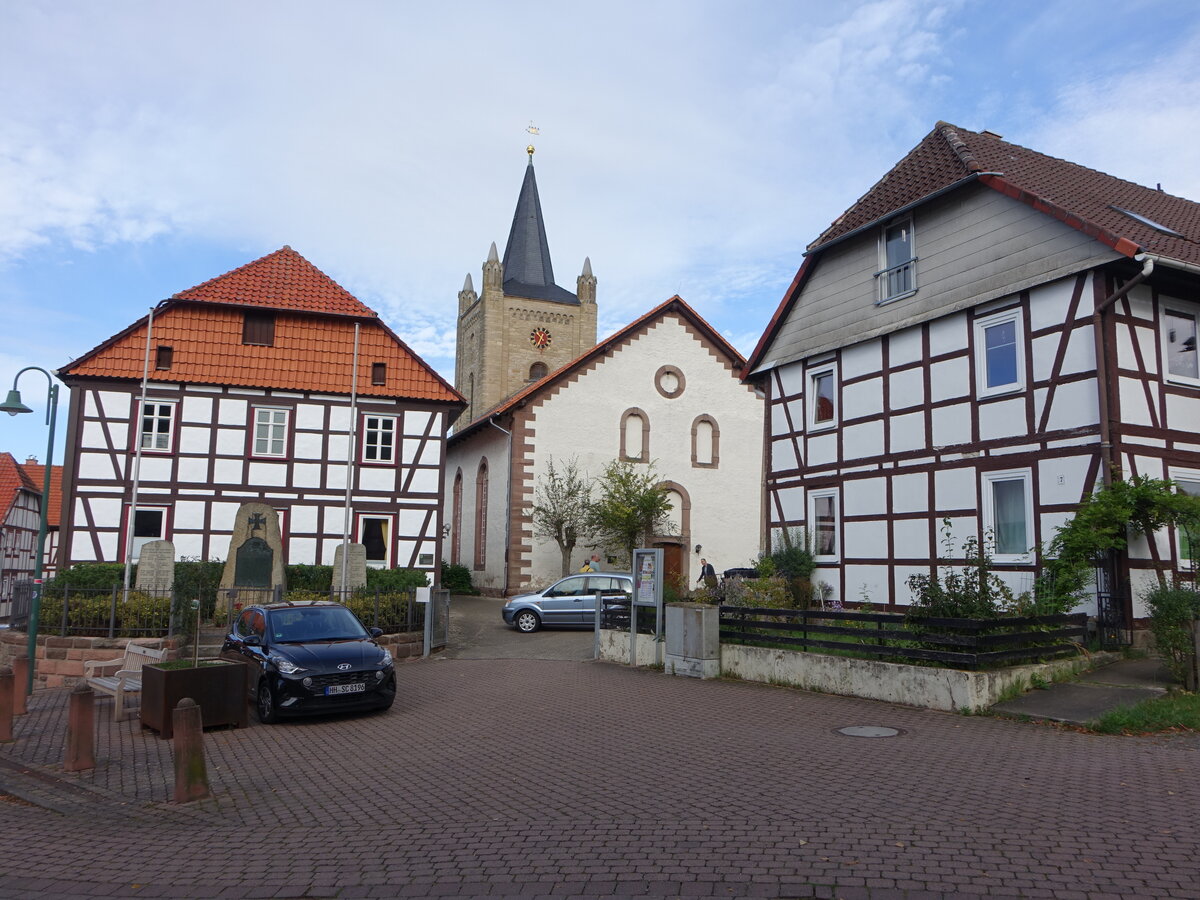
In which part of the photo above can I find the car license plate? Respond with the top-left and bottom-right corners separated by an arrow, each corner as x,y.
325,682 -> 366,695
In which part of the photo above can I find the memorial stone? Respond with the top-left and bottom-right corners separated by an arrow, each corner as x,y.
220,503 -> 287,598
332,543 -> 369,591
135,540 -> 175,596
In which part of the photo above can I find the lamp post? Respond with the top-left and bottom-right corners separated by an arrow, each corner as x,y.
1,367 -> 59,696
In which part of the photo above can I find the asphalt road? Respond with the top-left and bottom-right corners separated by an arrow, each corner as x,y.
442,593 -> 595,661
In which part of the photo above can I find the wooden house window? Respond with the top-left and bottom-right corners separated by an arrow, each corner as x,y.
877,218 -> 916,303
242,312 -> 276,346
371,362 -> 387,386
358,514 -> 393,568
252,407 -> 289,457
361,415 -> 396,463
975,309 -> 1025,396
1163,304 -> 1199,385
155,346 -> 173,370
139,401 -> 176,452
808,489 -> 839,561
982,469 -> 1033,563
807,364 -> 838,431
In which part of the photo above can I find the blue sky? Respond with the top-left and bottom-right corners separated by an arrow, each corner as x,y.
3,0 -> 1200,461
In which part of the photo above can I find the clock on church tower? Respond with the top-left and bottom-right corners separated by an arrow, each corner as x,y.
529,327 -> 552,350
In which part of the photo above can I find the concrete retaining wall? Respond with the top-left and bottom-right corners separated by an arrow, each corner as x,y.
599,628 -> 1099,712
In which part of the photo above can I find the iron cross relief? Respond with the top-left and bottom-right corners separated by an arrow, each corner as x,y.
248,513 -> 267,535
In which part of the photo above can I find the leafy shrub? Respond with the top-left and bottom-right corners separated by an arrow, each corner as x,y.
440,561 -> 476,593
41,563 -> 129,598
287,564 -> 333,592
38,590 -> 170,637
345,592 -> 413,632
1145,581 -> 1200,685
907,520 -> 1028,620
366,567 -> 429,591
722,576 -> 794,609
281,589 -> 327,604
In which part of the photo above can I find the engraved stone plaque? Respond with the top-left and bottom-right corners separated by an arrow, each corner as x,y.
135,540 -> 175,595
220,503 -> 287,591
234,537 -> 273,588
332,542 -> 368,591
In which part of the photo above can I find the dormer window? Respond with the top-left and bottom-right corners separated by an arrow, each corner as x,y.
242,312 -> 275,346
877,218 -> 916,304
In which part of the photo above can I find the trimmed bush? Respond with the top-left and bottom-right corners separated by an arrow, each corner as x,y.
1145,582 -> 1200,685
440,561 -> 476,594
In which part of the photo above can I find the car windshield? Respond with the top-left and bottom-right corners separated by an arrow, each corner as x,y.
267,606 -> 369,643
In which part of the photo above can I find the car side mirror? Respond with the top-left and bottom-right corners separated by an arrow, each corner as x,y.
244,634 -> 262,647
369,627 -> 383,638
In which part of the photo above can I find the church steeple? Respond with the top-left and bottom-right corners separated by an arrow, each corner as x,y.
501,154 -> 578,304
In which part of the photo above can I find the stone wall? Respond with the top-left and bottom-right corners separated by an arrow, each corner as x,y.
376,631 -> 424,660
0,630 -> 176,690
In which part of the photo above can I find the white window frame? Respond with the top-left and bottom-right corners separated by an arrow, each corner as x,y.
361,414 -> 397,464
252,407 -> 290,458
876,217 -> 917,305
1169,467 -> 1200,571
807,487 -> 840,562
127,505 -> 168,562
981,469 -> 1034,564
139,400 -> 177,453
1161,300 -> 1200,387
974,308 -> 1025,397
357,513 -> 394,569
806,363 -> 838,432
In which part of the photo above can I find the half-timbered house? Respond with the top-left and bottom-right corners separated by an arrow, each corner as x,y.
0,453 -> 41,603
56,247 -> 465,579
446,296 -> 763,595
746,122 -> 1200,626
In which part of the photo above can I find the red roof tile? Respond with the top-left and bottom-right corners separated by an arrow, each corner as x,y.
60,249 -> 463,405
812,122 -> 1200,266
19,461 -> 63,528
173,246 -> 376,317
0,452 -> 37,522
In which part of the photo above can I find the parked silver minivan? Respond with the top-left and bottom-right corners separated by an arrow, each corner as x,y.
502,573 -> 633,632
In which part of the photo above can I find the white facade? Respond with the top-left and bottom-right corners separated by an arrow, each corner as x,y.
447,301 -> 763,595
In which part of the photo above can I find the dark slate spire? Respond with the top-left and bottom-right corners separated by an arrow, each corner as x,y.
501,153 -> 579,305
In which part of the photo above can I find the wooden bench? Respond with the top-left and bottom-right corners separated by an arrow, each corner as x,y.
83,643 -> 168,721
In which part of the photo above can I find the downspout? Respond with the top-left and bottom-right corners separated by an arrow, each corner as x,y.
1093,254 -> 1154,485
488,415 -> 513,595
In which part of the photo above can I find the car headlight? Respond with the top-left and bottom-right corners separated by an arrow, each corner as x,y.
379,648 -> 393,668
270,655 -> 305,675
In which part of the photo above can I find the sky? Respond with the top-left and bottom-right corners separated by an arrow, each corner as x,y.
2,0 -> 1200,461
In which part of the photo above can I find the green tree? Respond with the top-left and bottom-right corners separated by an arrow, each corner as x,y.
585,460 -> 673,567
530,456 -> 594,577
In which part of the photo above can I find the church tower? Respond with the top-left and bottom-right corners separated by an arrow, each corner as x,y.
455,147 -> 597,423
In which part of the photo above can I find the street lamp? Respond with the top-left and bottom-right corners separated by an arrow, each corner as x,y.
1,367 -> 59,696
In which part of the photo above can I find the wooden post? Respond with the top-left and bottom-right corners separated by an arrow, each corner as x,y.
11,657 -> 29,715
0,667 -> 13,742
64,682 -> 95,771
172,698 -> 211,803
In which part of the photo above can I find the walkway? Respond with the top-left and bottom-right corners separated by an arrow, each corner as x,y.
0,655 -> 1197,899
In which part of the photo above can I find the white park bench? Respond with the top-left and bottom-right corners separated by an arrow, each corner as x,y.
82,643 -> 168,721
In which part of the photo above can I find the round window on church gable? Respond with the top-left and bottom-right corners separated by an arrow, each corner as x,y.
655,365 -> 685,399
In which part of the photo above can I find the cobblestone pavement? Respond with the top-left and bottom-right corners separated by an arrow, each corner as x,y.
0,657 -> 1197,899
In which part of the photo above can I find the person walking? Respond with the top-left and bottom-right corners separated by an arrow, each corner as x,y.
698,558 -> 717,590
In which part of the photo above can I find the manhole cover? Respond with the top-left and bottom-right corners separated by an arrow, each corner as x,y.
836,725 -> 902,738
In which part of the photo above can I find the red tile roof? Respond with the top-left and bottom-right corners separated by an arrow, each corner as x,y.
19,460 -> 63,528
747,122 -> 1200,375
451,295 -> 744,441
60,248 -> 463,405
174,246 -> 376,317
0,452 -> 37,522
812,122 -> 1200,265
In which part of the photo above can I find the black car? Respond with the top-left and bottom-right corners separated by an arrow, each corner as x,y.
220,601 -> 396,723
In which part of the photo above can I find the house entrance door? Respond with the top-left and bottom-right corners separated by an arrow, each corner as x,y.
656,542 -> 683,588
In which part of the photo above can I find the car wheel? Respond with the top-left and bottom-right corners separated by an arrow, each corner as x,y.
256,681 -> 278,725
514,609 -> 541,633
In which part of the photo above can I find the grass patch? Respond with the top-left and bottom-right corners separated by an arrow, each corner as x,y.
1087,691 -> 1200,735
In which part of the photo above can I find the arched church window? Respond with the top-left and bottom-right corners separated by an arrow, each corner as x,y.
691,415 -> 720,468
474,459 -> 488,570
529,361 -> 548,381
620,408 -> 650,463
452,468 -> 463,565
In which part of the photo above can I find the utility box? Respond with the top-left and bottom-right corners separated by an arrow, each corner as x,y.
665,602 -> 719,679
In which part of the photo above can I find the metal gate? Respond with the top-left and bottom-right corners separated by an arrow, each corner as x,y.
1094,551 -> 1130,649
423,588 -> 451,656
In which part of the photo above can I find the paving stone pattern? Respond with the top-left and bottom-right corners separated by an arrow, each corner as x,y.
0,657 -> 1197,899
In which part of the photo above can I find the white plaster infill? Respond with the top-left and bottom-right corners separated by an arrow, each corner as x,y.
598,629 -> 1103,712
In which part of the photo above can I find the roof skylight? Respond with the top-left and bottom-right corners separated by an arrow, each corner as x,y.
1111,205 -> 1182,237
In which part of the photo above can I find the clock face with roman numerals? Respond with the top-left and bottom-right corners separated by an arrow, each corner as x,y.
530,327 -> 552,350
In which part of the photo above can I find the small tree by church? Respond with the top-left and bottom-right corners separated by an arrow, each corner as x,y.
531,456 -> 594,577
586,460 -> 673,568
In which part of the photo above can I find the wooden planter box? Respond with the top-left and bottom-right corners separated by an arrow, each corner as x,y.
140,661 -> 248,739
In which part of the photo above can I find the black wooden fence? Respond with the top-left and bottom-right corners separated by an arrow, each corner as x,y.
719,606 -> 1088,669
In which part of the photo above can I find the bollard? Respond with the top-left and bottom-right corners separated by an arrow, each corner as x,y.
0,667 -> 12,742
172,698 -> 211,803
64,682 -> 95,771
11,657 -> 29,716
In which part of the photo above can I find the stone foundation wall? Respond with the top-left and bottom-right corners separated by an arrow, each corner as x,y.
374,631 -> 424,660
0,630 -> 176,690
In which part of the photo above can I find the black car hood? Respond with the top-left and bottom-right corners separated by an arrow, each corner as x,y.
269,639 -> 385,672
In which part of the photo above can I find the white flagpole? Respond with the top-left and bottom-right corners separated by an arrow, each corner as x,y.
339,322 -> 360,594
123,305 -> 155,596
